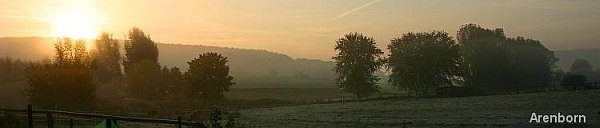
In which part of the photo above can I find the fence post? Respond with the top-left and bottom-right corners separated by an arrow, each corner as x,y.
106,118 -> 112,128
46,112 -> 54,128
69,118 -> 74,128
27,104 -> 33,128
177,116 -> 182,128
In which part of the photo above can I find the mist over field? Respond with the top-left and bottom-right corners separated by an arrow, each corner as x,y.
1,0 -> 600,128
2,37 -> 598,80
0,37 -> 337,88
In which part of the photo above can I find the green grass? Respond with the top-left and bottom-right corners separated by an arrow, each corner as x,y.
236,90 -> 600,128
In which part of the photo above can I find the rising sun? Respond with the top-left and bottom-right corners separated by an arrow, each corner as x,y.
48,6 -> 102,39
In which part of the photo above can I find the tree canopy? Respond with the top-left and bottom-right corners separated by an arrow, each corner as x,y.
457,24 -> 557,91
26,38 -> 96,109
387,31 -> 462,96
333,32 -> 384,99
123,27 -> 163,99
92,32 -> 122,84
185,52 -> 235,103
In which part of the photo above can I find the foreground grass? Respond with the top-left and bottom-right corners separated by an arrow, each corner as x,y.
237,90 -> 600,128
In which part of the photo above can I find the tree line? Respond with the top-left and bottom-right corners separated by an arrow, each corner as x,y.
0,57 -> 31,84
19,28 -> 234,109
334,23 -> 558,98
559,59 -> 600,90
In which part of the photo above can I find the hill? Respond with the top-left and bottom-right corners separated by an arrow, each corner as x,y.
0,37 -> 336,88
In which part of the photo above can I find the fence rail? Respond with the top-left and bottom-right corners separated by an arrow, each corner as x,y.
0,104 -> 206,128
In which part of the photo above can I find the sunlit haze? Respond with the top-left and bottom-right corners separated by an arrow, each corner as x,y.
1,1 -> 600,127
48,4 -> 103,39
0,0 -> 599,60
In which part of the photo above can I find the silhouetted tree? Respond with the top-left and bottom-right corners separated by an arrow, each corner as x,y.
457,24 -> 510,91
506,37 -> 557,89
92,32 -> 122,84
458,24 -> 556,92
333,32 -> 384,99
26,38 -> 96,109
185,52 -> 234,103
388,31 -> 462,97
123,27 -> 163,99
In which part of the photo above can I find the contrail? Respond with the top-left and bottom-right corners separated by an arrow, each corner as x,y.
328,0 -> 382,22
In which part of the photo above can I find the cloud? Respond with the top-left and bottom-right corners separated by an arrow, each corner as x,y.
328,0 -> 382,22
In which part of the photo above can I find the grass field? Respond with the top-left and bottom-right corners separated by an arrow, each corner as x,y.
5,81 -> 599,127
226,88 -> 349,102
225,87 -> 402,102
236,89 -> 600,128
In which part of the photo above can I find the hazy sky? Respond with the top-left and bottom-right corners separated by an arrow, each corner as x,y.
1,0 -> 599,60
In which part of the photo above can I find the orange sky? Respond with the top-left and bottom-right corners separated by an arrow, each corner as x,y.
1,0 -> 599,60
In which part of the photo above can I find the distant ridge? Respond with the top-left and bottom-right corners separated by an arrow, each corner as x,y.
0,37 -> 336,88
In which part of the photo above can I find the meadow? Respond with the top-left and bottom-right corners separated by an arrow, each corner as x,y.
236,89 -> 600,128
4,81 -> 599,128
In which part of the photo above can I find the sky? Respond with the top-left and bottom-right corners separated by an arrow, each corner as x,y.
0,0 -> 599,60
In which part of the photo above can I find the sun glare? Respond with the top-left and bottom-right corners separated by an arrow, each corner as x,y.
48,6 -> 103,39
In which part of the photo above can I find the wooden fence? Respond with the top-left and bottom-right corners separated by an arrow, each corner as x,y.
0,104 -> 206,128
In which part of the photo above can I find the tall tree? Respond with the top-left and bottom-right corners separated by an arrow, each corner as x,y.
27,38 -> 96,109
123,27 -> 163,99
506,37 -> 557,89
457,24 -> 510,91
388,31 -> 462,96
458,24 -> 556,91
92,32 -> 122,84
333,32 -> 384,99
185,52 -> 234,103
